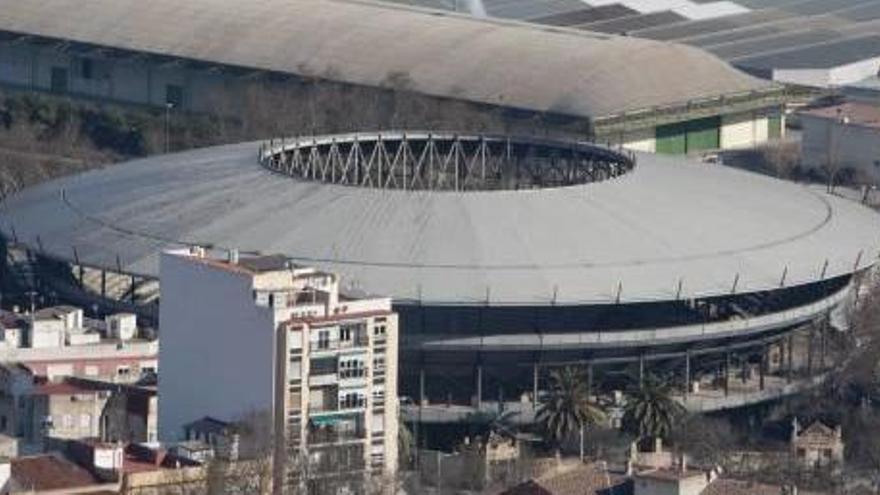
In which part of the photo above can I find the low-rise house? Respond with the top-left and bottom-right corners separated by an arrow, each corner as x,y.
502,461 -> 630,495
0,308 -> 157,385
183,416 -> 241,461
790,418 -> 844,470
4,453 -> 109,493
0,368 -> 157,449
632,465 -> 713,495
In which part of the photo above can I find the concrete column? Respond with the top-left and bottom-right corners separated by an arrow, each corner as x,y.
806,326 -> 814,375
724,350 -> 731,397
476,365 -> 483,410
78,265 -> 84,287
638,354 -> 645,385
130,274 -> 137,303
419,368 -> 426,406
684,350 -> 691,401
100,269 -> 106,298
759,344 -> 766,391
820,315 -> 828,370
778,339 -> 785,374
416,367 -> 425,465
532,363 -> 539,408
787,334 -> 794,383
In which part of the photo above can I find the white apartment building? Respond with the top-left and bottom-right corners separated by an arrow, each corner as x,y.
159,248 -> 399,494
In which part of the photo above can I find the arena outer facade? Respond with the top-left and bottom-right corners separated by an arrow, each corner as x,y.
1,132 -> 879,411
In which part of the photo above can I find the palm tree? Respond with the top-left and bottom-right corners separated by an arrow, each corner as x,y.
622,374 -> 685,442
536,367 -> 605,447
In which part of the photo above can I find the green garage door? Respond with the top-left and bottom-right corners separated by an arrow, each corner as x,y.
656,117 -> 721,154
685,116 -> 721,152
768,114 -> 783,139
656,121 -> 687,154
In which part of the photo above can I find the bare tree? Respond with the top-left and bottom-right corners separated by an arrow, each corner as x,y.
760,141 -> 800,180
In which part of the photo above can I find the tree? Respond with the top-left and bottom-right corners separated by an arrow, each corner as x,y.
536,367 -> 605,448
671,414 -> 738,467
622,374 -> 685,442
399,421 -> 414,471
761,141 -> 800,179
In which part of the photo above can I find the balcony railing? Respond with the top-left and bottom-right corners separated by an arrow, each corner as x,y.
308,427 -> 366,445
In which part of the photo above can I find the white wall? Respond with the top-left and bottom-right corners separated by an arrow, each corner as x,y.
634,474 -> 708,495
621,128 -> 656,153
158,253 -> 277,441
774,57 -> 880,89
29,321 -> 64,349
829,57 -> 880,87
720,112 -> 769,150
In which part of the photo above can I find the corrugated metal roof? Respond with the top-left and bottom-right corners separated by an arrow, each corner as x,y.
1,138 -> 877,305
0,0 -> 771,119
733,34 -> 880,69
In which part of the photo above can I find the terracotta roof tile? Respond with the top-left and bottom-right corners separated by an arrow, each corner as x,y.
10,454 -> 101,491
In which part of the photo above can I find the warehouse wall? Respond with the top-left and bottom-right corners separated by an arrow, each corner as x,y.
720,112 -> 771,150
0,43 -> 213,108
621,128 -> 656,153
801,114 -> 880,184
0,38 -> 783,156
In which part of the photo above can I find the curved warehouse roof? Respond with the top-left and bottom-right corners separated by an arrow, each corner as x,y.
1,139 -> 878,305
0,0 -> 772,118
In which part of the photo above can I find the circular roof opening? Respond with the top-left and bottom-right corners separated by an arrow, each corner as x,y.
260,131 -> 635,191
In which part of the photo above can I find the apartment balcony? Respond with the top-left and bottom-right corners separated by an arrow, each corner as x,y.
309,372 -> 339,387
307,426 -> 366,445
307,412 -> 366,445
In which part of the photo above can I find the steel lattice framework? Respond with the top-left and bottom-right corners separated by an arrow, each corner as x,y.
259,132 -> 636,191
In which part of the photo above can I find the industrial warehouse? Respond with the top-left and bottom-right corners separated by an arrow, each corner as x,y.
1,131 -> 878,416
0,0 -> 787,154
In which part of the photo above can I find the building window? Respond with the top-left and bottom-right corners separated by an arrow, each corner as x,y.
373,356 -> 385,372
117,366 -> 131,378
50,67 -> 69,93
317,330 -> 330,350
339,392 -> 366,410
340,323 -> 367,346
797,448 -> 806,458
310,357 -> 336,376
288,359 -> 302,381
373,324 -> 386,337
339,358 -> 365,379
80,58 -> 94,80
165,84 -> 184,108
